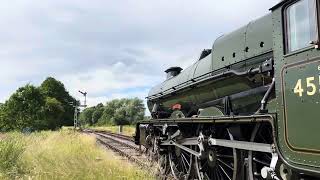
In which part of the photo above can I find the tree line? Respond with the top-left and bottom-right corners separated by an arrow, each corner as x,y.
0,77 -> 146,131
0,77 -> 77,131
79,98 -> 145,126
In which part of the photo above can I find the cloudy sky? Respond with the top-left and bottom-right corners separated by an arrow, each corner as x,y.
0,0 -> 279,113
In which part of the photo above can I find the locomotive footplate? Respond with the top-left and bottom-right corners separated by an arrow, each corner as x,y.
139,114 -> 275,125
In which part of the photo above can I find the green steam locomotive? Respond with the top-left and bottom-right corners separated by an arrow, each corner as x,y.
135,0 -> 320,179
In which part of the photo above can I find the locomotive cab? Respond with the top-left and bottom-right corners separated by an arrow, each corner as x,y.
272,0 -> 320,177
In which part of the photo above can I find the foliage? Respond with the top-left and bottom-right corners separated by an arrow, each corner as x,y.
0,131 -> 154,180
0,133 -> 25,179
80,98 -> 145,126
44,97 -> 65,130
0,76 -> 145,131
0,77 -> 76,131
0,85 -> 46,131
79,107 -> 95,125
40,77 -> 77,126
92,108 -> 103,124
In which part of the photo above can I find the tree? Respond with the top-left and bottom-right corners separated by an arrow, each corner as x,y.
40,77 -> 76,126
90,103 -> 103,124
44,97 -> 65,130
126,98 -> 145,124
0,77 -> 77,132
1,84 -> 46,131
86,98 -> 146,126
99,100 -> 120,124
0,104 -> 11,131
79,107 -> 95,125
92,109 -> 103,124
112,106 -> 129,125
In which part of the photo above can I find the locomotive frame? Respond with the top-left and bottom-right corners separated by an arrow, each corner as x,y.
135,0 -> 320,179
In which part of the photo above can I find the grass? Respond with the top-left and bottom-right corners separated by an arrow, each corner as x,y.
0,130 -> 154,180
90,125 -> 136,136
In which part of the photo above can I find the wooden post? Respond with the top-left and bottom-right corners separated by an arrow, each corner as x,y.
118,125 -> 123,134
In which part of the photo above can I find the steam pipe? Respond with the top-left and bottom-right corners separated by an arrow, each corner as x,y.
260,78 -> 275,112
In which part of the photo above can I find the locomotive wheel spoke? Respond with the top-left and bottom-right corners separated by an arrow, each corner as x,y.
217,154 -> 234,159
168,146 -> 193,180
219,164 -> 232,180
218,158 -> 234,170
158,154 -> 170,179
248,123 -> 273,180
253,157 -> 269,166
195,127 -> 238,180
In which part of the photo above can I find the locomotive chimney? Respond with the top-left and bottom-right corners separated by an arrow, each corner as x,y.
165,67 -> 183,80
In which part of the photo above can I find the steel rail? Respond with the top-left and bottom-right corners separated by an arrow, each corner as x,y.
95,136 -> 148,168
86,129 -> 134,142
89,130 -> 175,180
95,132 -> 140,151
86,130 -> 150,169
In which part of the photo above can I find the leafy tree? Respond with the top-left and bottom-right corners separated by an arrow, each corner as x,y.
44,97 -> 65,130
79,107 -> 95,125
80,98 -> 145,126
1,84 -> 46,131
92,109 -> 103,124
100,100 -> 119,124
96,103 -> 104,109
112,106 -> 129,125
126,98 -> 145,124
91,103 -> 103,123
40,77 -> 76,126
0,77 -> 77,131
0,104 -> 10,131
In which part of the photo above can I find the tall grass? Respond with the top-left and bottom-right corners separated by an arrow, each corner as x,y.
0,131 -> 154,180
0,133 -> 25,179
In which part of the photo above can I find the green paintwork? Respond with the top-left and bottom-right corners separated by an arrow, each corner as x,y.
282,59 -> 320,151
146,0 -> 320,175
212,13 -> 272,69
272,0 -> 320,173
147,15 -> 274,115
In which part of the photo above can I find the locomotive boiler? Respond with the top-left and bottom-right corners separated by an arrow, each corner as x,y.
135,0 -> 320,179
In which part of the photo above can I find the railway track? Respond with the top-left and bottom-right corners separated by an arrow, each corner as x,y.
91,130 -> 134,142
84,129 -> 149,168
83,129 -> 174,180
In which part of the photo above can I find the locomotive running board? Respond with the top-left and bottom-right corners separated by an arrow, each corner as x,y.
161,137 -> 273,157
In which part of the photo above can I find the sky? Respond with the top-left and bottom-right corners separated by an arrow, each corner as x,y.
0,0 -> 279,114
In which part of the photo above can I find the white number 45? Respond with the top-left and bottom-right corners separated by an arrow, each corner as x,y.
294,77 -> 316,97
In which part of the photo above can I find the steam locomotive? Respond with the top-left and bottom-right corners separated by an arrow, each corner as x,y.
135,0 -> 320,179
